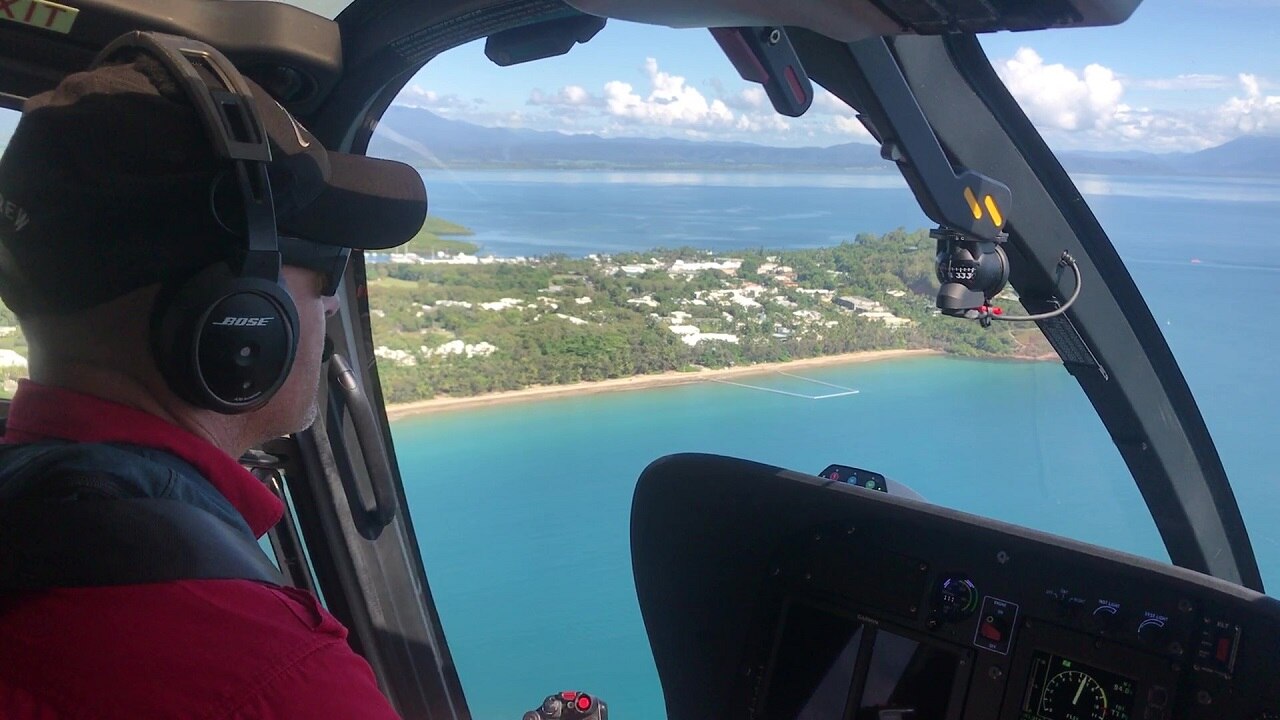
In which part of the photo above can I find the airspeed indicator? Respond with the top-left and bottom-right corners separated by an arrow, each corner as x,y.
1038,670 -> 1107,720
1023,651 -> 1135,720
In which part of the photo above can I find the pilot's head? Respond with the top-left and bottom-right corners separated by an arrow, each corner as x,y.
0,34 -> 426,453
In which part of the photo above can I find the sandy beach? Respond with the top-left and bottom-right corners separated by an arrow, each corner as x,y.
385,348 -> 943,420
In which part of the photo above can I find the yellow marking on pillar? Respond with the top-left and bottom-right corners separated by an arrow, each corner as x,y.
983,195 -> 1004,227
963,187 -> 983,220
0,0 -> 79,34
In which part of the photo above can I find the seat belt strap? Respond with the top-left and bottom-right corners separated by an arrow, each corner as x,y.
0,490 -> 284,590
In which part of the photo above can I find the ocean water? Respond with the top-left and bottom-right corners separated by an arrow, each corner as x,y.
414,169 -> 930,256
388,169 -> 1280,719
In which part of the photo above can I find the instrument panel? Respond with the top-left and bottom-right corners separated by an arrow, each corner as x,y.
629,454 -> 1280,720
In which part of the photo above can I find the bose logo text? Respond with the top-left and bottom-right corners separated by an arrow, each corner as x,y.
212,317 -> 274,327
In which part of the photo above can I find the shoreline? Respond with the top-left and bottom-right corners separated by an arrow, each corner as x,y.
386,348 -> 944,420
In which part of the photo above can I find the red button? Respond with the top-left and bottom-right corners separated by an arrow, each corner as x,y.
576,695 -> 592,711
561,691 -> 578,701
1216,638 -> 1231,663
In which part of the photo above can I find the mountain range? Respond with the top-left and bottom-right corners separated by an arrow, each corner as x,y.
368,106 -> 1280,178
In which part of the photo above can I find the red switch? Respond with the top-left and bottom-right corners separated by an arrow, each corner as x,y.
980,621 -> 1003,642
1216,638 -> 1231,663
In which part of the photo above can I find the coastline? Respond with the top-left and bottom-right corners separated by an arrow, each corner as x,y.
385,348 -> 942,420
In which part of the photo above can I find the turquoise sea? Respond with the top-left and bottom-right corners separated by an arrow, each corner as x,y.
387,169 -> 1280,719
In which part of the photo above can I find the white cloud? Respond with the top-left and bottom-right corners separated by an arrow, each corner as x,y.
716,85 -> 865,139
801,89 -> 872,140
830,116 -> 871,137
735,114 -> 791,133
724,86 -> 767,111
812,88 -> 856,116
529,85 -> 599,107
1135,74 -> 1235,91
995,48 -> 1124,132
398,60 -> 892,146
727,85 -> 854,117
395,86 -> 539,130
603,58 -> 735,128
395,86 -> 475,113
992,48 -> 1280,151
1219,73 -> 1280,135
529,63 -> 794,135
1100,107 -> 1202,152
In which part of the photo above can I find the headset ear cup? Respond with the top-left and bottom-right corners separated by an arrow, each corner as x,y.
151,263 -> 299,414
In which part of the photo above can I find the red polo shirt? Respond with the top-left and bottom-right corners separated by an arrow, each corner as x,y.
0,381 -> 402,719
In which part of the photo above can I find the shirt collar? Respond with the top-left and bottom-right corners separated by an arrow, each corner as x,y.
2,379 -> 284,536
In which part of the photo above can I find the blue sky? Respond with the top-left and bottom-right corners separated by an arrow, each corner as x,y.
2,1 -> 1275,154
394,0 -> 1280,153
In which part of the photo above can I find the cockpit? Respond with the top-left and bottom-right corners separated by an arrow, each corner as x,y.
1,0 -> 1277,718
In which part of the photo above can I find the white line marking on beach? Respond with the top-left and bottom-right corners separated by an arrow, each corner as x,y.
775,370 -> 860,393
708,375 -> 861,400
708,379 -> 820,398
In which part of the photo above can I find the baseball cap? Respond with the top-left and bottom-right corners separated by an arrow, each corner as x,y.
0,46 -> 427,316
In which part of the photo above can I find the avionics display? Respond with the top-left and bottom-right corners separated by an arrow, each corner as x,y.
856,629 -> 959,720
762,601 -> 964,720
763,603 -> 864,720
1020,651 -> 1135,720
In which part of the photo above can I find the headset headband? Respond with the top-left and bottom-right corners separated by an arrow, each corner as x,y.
92,31 -> 282,282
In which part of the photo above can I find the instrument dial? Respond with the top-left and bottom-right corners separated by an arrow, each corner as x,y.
1025,652 -> 1134,720
937,575 -> 979,621
1038,670 -> 1107,720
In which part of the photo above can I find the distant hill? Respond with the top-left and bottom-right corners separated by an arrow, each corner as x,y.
1057,136 -> 1280,177
368,107 -> 1280,178
1173,135 -> 1280,176
368,107 -> 887,171
1055,150 -> 1182,176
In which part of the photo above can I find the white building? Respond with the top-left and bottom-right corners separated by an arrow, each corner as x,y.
425,340 -> 498,358
0,349 -> 27,368
374,346 -> 416,366
479,297 -> 523,311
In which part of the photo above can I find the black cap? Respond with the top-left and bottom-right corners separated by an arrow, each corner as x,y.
0,49 -> 427,316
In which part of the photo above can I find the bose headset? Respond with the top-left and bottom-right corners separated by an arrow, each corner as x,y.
90,32 -> 300,414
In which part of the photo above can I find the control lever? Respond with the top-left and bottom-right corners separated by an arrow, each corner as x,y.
523,691 -> 607,720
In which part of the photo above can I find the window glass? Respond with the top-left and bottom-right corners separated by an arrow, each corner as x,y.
0,107 -> 29,398
273,0 -> 348,19
0,108 -> 16,147
979,0 -> 1280,590
366,23 -> 1181,719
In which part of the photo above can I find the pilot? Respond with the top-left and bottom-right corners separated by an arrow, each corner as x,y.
0,41 -> 419,717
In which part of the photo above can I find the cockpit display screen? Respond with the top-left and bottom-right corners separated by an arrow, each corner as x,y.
1020,651 -> 1136,720
763,603 -> 864,720
762,601 -> 965,720
856,629 -> 959,719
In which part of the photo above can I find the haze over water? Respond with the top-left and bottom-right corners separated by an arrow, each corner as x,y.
388,169 -> 1280,719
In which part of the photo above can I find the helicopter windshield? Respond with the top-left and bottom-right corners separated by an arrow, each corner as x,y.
342,10 -> 1279,717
